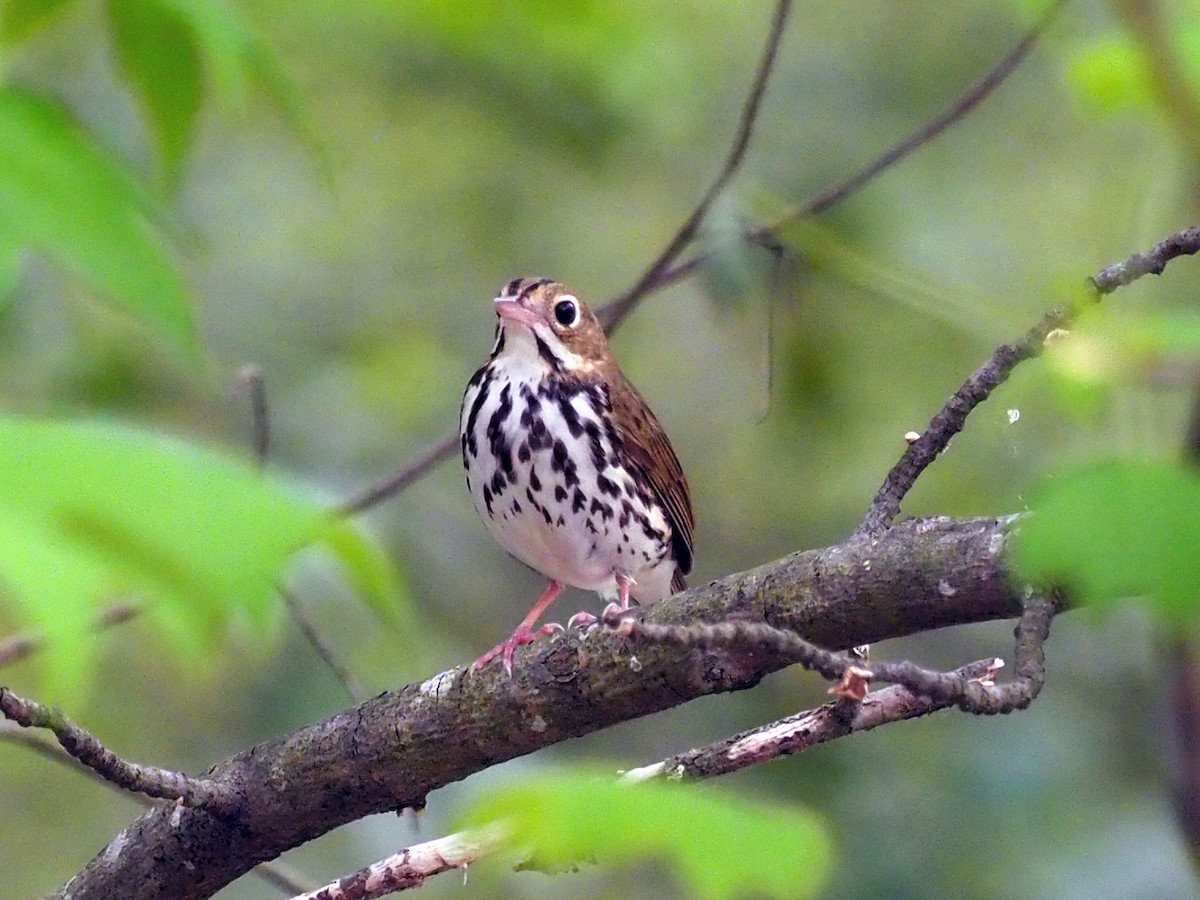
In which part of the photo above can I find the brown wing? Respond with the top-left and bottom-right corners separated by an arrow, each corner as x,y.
609,375 -> 694,580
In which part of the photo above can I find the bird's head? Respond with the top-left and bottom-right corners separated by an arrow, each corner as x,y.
490,278 -> 612,375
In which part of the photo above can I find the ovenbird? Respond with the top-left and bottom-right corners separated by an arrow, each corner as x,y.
461,278 -> 694,673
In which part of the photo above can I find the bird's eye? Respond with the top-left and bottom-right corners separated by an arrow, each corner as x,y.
553,298 -> 579,327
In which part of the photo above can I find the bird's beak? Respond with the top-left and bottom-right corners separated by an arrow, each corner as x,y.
493,297 -> 540,329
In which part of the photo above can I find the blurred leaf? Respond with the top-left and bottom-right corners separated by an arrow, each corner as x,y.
463,771 -> 832,900
158,0 -> 311,126
1067,36 -> 1151,115
1011,459 -> 1200,626
0,417 -> 408,702
107,0 -> 204,188
1066,22 -> 1200,118
0,88 -> 197,360
1043,307 -> 1200,419
0,0 -> 78,46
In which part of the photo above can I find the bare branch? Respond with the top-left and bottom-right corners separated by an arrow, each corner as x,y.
624,657 -> 997,784
599,0 -> 793,331
338,432 -> 459,516
606,593 -> 1054,715
855,223 -> 1200,537
0,687 -> 238,816
60,515 -> 1027,898
0,723 -> 314,896
1091,224 -> 1200,294
290,823 -> 510,900
293,652 -> 1000,900
646,1 -> 1068,295
853,309 -> 1068,537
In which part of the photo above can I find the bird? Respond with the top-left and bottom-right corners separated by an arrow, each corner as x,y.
460,277 -> 694,674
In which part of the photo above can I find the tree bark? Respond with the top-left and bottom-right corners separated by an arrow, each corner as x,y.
60,514 -> 1024,899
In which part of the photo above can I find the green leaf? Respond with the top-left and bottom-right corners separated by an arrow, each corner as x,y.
0,88 -> 196,360
462,771 -> 832,900
0,0 -> 78,46
1066,36 -> 1152,115
1011,460 -> 1200,626
1042,307 -> 1200,419
0,416 -> 409,702
107,0 -> 204,188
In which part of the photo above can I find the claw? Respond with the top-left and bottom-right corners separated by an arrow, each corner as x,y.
567,611 -> 598,630
471,622 -> 564,675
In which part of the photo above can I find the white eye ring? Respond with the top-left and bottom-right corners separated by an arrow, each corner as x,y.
553,298 -> 579,327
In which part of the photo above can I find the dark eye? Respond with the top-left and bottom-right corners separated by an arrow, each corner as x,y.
553,299 -> 579,327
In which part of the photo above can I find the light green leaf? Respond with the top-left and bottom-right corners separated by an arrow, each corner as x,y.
1011,460 -> 1200,626
463,771 -> 832,900
0,88 -> 196,360
1043,307 -> 1200,420
107,0 -> 204,187
0,416 -> 409,702
0,0 -> 78,46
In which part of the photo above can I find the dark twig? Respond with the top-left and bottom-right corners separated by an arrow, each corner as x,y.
605,592 -> 1054,715
624,657 -> 998,783
280,587 -> 368,703
236,364 -> 271,468
0,687 -> 239,815
339,433 -> 459,516
855,224 -> 1200,537
634,0 -> 1068,298
853,308 -> 1069,537
1090,225 -> 1200,294
0,602 -> 139,669
599,0 -> 793,331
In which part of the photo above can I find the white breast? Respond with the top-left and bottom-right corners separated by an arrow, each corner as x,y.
461,348 -> 676,604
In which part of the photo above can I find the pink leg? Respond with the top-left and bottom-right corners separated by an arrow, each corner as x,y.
472,581 -> 564,675
598,573 -> 636,623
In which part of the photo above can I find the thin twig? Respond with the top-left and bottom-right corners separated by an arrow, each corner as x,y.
604,593 -> 1054,715
0,602 -> 140,669
281,587 -> 368,703
0,686 -> 238,815
1090,225 -> 1200,294
339,433 -> 459,516
0,722 -> 314,896
855,224 -> 1200,537
599,0 -> 793,331
236,364 -> 271,468
632,0 -> 1069,300
623,657 -> 998,783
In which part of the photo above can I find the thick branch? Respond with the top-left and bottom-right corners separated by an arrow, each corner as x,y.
60,515 -> 1024,899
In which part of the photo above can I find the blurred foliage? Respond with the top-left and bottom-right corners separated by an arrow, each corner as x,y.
0,416 -> 408,704
463,770 -> 831,900
0,0 -> 1199,898
1014,459 -> 1200,625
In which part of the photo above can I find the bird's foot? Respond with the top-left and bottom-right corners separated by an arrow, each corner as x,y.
471,622 -> 564,675
566,610 -> 598,630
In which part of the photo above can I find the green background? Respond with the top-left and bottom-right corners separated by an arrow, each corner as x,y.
2,1 -> 1199,897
